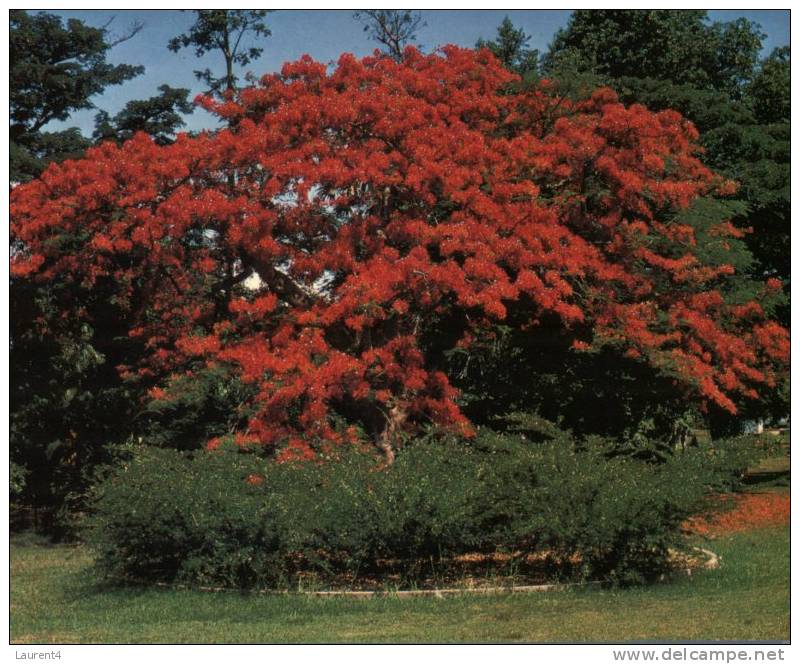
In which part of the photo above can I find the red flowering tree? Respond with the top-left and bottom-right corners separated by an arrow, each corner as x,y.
11,47 -> 788,463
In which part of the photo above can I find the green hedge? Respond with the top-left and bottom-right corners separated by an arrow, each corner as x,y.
85,431 -> 763,589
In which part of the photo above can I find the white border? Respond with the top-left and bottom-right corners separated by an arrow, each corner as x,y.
2,3 -> 795,663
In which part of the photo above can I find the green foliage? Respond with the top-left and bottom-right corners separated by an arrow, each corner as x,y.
544,10 -> 763,97
93,84 -> 194,145
545,9 -> 789,331
747,46 -> 790,124
86,426 -> 764,590
11,278 -> 260,529
699,434 -> 783,492
10,462 -> 29,500
9,274 -> 144,534
614,77 -> 753,136
442,311 -> 695,446
10,128 -> 92,184
85,445 -> 275,587
476,17 -> 539,76
143,366 -> 259,450
463,430 -> 764,584
706,18 -> 766,99
10,9 -> 143,181
168,10 -> 272,94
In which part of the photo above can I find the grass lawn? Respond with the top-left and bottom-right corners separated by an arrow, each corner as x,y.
11,519 -> 789,644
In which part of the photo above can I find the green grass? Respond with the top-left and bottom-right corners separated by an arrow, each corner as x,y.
739,433 -> 790,489
11,523 -> 788,644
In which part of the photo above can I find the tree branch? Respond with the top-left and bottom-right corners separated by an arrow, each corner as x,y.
107,20 -> 144,47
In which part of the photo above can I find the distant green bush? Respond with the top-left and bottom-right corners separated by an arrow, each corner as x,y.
86,429 -> 766,589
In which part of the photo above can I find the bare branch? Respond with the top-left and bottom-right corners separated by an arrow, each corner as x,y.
107,20 -> 144,47
353,10 -> 425,61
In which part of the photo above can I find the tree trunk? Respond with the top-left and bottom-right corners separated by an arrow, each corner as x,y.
223,16 -> 235,94
376,403 -> 407,466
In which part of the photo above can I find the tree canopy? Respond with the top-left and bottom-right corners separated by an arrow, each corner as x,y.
10,10 -> 144,182
476,16 -> 539,76
747,46 -> 790,124
544,10 -> 764,98
544,10 -> 790,350
167,10 -> 272,95
11,48 -> 788,463
93,84 -> 194,146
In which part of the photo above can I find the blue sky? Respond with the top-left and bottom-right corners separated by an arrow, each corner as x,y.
44,9 -> 791,136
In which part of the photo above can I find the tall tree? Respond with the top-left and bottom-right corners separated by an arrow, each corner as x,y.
12,49 -> 788,466
747,46 -> 790,124
353,10 -> 425,61
544,10 -> 790,430
168,10 -> 272,96
543,10 -> 763,99
10,9 -> 144,182
708,17 -> 767,99
476,16 -> 539,76
93,84 -> 194,145
544,16 -> 788,276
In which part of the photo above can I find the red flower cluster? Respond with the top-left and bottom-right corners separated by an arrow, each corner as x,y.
11,47 -> 789,458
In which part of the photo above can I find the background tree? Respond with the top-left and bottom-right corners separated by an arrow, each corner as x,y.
542,10 -> 790,434
543,10 -> 790,349
10,9 -> 144,182
10,11 -> 149,530
168,10 -> 272,96
476,16 -> 539,77
93,84 -> 194,145
10,129 -> 90,186
543,10 -> 763,97
746,46 -> 790,124
353,10 -> 425,61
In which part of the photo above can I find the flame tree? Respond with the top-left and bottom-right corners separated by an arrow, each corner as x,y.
11,47 -> 788,465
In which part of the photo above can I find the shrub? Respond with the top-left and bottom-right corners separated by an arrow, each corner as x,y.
85,445 -> 288,588
86,430 -> 768,589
